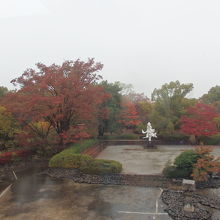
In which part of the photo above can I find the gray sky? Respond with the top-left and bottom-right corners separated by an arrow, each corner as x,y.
0,0 -> 220,98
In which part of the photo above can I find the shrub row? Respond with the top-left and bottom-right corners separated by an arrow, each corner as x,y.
159,133 -> 189,144
201,134 -> 220,145
49,153 -> 122,175
162,166 -> 192,179
49,139 -> 122,175
0,149 -> 32,165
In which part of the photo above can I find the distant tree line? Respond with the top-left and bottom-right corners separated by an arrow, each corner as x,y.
0,59 -> 220,155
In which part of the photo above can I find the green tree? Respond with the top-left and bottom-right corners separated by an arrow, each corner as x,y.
150,81 -> 193,135
0,106 -> 19,150
98,81 -> 122,136
201,85 -> 220,104
0,86 -> 8,98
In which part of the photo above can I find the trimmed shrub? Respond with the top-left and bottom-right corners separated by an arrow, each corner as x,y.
163,150 -> 201,179
174,150 -> 200,172
163,165 -> 191,179
80,159 -> 122,175
49,139 -> 122,174
49,153 -> 93,168
201,134 -> 220,145
159,132 -> 189,144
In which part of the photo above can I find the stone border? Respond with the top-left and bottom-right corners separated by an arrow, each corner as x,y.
44,168 -> 220,190
44,168 -> 180,188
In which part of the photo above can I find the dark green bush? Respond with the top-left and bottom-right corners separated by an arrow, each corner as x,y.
80,159 -> 122,175
49,153 -> 93,168
201,134 -> 220,145
159,132 -> 189,144
163,165 -> 191,179
174,150 -> 200,171
163,149 -> 201,179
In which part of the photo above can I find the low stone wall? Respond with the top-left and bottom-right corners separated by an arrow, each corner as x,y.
44,168 -> 220,190
45,167 -> 179,188
196,179 -> 220,189
82,142 -> 106,158
101,139 -> 194,146
102,140 -> 157,146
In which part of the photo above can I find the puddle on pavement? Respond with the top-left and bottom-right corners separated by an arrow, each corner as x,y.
0,169 -> 173,220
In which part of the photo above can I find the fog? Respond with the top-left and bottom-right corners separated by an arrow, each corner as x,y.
1,0 -> 220,98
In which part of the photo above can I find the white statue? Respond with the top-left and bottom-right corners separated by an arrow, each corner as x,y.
142,122 -> 157,142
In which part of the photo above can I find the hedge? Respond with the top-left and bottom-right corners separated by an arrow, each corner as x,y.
163,149 -> 201,179
162,165 -> 191,179
49,139 -> 122,175
201,134 -> 220,145
174,150 -> 200,171
158,133 -> 189,144
49,152 -> 93,169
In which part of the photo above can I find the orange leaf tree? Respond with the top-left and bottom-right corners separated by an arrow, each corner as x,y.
119,99 -> 140,129
3,59 -> 108,147
192,146 -> 220,181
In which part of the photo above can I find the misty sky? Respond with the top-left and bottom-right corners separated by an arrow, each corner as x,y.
0,0 -> 220,98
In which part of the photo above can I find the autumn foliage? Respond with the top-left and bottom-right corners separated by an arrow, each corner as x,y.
0,149 -> 32,165
192,146 -> 220,181
119,99 -> 140,128
181,103 -> 218,139
3,59 -> 109,146
0,106 -> 19,150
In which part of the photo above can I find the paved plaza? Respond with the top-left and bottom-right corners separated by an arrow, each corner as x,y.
96,145 -> 220,175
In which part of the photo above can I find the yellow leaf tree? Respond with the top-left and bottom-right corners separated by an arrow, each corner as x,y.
0,106 -> 19,150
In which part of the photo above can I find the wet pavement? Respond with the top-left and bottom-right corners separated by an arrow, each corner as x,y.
0,172 -> 171,220
96,145 -> 220,175
1,145 -> 220,220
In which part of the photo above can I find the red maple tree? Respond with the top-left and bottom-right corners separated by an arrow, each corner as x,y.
3,59 -> 108,146
181,103 -> 218,142
119,99 -> 140,129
